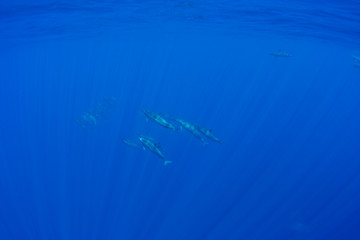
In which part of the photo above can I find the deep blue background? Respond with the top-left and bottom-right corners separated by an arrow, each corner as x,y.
1,1 -> 360,239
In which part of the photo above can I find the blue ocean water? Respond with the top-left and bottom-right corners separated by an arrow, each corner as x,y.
1,0 -> 360,239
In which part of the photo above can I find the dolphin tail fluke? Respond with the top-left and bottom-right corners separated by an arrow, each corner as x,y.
164,160 -> 172,166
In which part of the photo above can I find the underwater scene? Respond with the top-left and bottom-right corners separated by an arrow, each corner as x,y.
0,0 -> 360,239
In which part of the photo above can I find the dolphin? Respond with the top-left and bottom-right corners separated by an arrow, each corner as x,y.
269,49 -> 291,57
83,112 -> 97,125
176,119 -> 207,145
143,110 -> 177,130
76,112 -> 97,129
139,135 -> 172,166
196,126 -> 223,144
352,56 -> 360,62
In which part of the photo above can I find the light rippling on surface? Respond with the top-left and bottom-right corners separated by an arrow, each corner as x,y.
1,0 -> 360,43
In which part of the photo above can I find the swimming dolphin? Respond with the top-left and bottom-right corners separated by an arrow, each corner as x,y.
176,119 -> 207,145
196,125 -> 223,144
83,112 -> 97,125
269,49 -> 291,57
352,56 -> 360,62
76,112 -> 97,129
122,138 -> 143,151
139,135 -> 172,166
143,110 -> 177,130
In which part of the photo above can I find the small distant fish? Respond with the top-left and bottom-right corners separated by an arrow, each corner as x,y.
176,119 -> 207,145
139,135 -> 172,166
196,125 -> 223,144
143,110 -> 177,130
354,62 -> 360,68
269,49 -> 291,57
122,138 -> 143,151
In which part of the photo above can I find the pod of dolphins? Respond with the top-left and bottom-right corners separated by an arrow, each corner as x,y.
122,110 -> 223,166
78,53 -> 358,166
